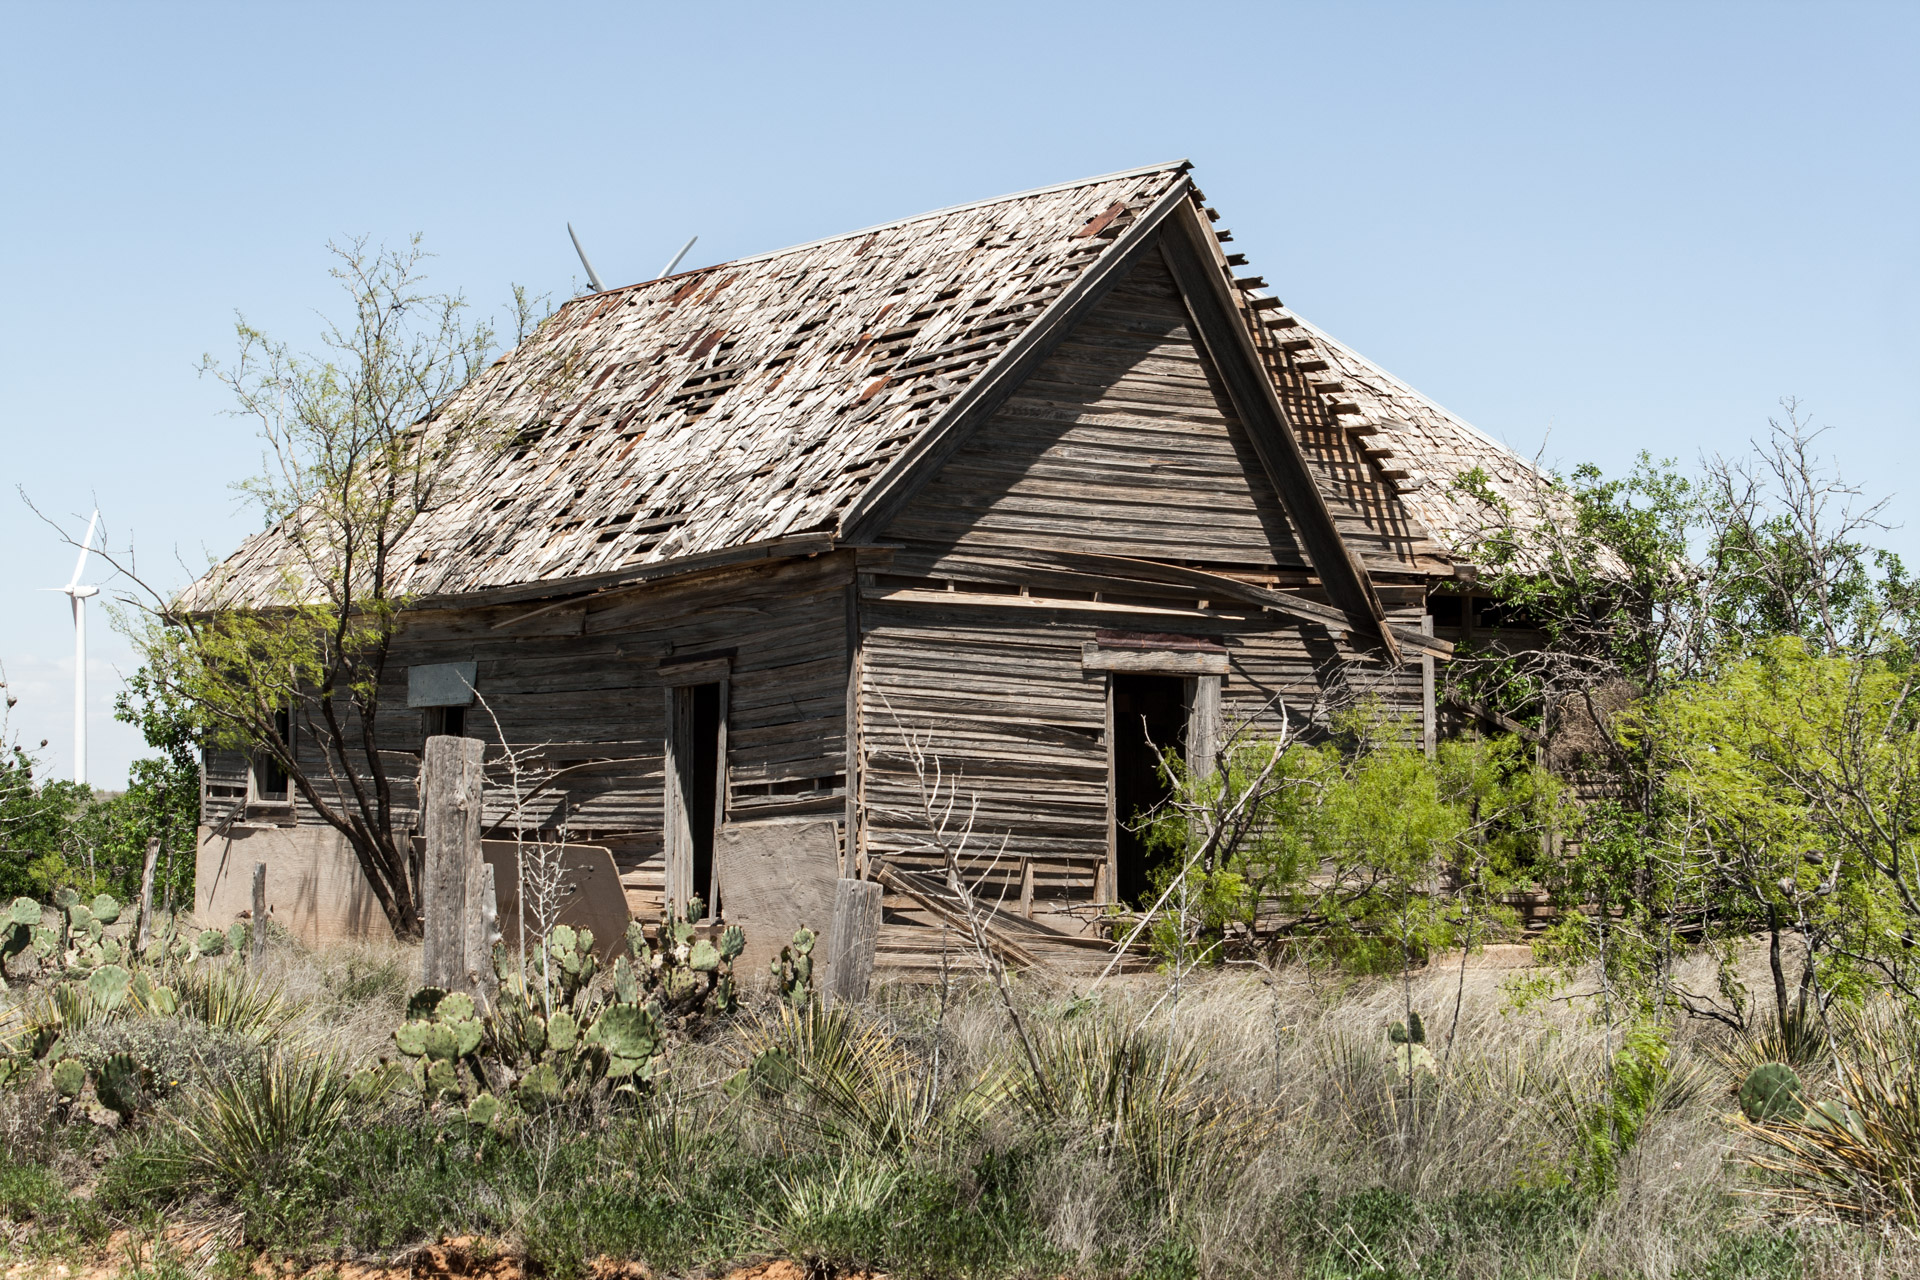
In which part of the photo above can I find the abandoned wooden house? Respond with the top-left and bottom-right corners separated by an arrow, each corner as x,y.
192,161 -> 1559,972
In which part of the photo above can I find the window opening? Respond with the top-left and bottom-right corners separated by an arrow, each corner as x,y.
1111,674 -> 1188,907
424,706 -> 468,738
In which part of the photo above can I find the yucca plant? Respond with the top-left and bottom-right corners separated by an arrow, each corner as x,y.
734,1001 -> 1008,1158
1017,1011 -> 1262,1210
1744,1007 -> 1920,1224
763,1157 -> 902,1264
170,965 -> 298,1039
170,1049 -> 355,1193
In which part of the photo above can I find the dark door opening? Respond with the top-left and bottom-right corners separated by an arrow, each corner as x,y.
672,682 -> 724,916
1112,674 -> 1188,907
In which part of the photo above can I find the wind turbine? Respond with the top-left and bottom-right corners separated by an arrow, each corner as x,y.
52,510 -> 101,786
566,225 -> 699,294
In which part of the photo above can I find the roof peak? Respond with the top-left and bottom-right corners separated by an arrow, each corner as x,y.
589,160 -> 1194,297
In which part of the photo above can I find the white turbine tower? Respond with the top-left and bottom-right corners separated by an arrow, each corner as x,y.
54,511 -> 101,786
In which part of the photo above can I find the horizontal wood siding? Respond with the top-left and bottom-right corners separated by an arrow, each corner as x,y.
887,254 -> 1309,571
213,553 -> 853,921
862,247 -> 1428,955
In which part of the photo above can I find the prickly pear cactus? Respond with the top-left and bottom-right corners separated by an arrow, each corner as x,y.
1741,1062 -> 1806,1123
516,1061 -> 561,1106
718,924 -> 745,963
466,1092 -> 509,1128
95,1052 -> 146,1120
1388,1012 -> 1426,1045
90,895 -> 121,926
225,922 -> 248,956
195,928 -> 227,958
88,964 -> 132,1011
1393,1042 -> 1437,1076
772,927 -> 817,1010
1805,1098 -> 1866,1139
586,1002 -> 663,1080
50,1057 -> 87,1099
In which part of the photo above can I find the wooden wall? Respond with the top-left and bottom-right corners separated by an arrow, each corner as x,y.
210,552 -> 855,921
197,238 -> 1436,963
858,245 -> 1427,947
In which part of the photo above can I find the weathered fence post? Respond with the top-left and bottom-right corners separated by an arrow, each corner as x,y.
823,878 -> 883,1005
249,862 -> 267,964
421,734 -> 487,994
134,837 -> 160,955
467,862 -> 501,1012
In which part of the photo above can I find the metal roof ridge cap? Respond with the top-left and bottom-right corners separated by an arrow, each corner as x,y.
568,161 -> 1195,299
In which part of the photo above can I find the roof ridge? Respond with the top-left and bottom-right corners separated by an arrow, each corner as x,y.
586,160 -> 1194,297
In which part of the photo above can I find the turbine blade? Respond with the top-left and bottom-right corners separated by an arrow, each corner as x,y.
568,222 -> 607,293
659,235 -> 698,279
67,509 -> 98,590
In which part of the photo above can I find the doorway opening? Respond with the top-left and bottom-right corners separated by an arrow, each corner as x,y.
669,681 -> 725,917
1111,674 -> 1188,907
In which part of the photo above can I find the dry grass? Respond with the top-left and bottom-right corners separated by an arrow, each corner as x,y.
17,929 -> 1920,1277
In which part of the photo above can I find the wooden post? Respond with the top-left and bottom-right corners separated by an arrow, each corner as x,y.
1019,857 -> 1035,919
134,837 -> 160,955
1421,615 -> 1437,759
467,862 -> 501,1012
421,734 -> 487,993
249,862 -> 267,964
823,878 -> 883,1005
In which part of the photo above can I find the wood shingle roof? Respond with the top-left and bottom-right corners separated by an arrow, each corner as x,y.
191,164 -> 1556,611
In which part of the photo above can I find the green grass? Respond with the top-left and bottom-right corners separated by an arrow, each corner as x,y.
0,1161 -> 111,1256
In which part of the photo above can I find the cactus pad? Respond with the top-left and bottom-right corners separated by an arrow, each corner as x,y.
425,1058 -> 460,1096
88,964 -> 131,1011
196,928 -> 227,956
719,924 -> 745,962
407,987 -> 450,1020
451,1017 -> 483,1058
8,897 -> 38,928
395,1022 -> 429,1057
1393,1043 -> 1437,1076
547,1011 -> 579,1054
436,992 -> 476,1023
423,1024 -> 460,1062
90,894 -> 121,925
51,1057 -> 86,1098
1741,1062 -> 1805,1123
588,1002 -> 661,1064
466,1092 -> 503,1127
1805,1099 -> 1865,1139
95,1052 -> 145,1119
612,956 -> 639,1005
688,939 -> 720,973
516,1062 -> 561,1105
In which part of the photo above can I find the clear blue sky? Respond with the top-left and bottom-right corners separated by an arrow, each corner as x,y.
3,1 -> 1915,788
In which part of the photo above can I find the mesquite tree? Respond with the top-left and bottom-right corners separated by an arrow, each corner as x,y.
84,239 -> 538,937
